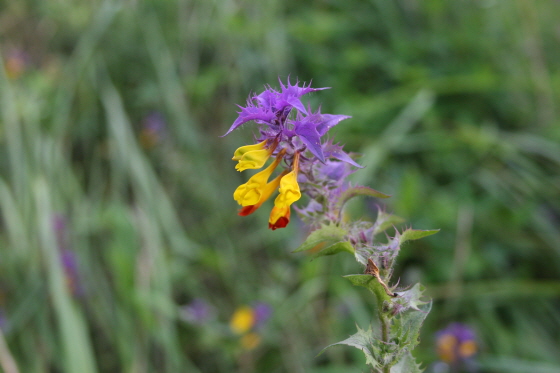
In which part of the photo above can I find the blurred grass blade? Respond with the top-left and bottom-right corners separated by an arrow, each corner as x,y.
101,83 -> 198,257
352,89 -> 435,185
479,357 -> 560,373
34,178 -> 98,373
0,328 -> 19,373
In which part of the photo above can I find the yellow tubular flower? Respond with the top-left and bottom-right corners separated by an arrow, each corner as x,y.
273,152 -> 301,208
233,140 -> 278,172
238,170 -> 288,216
233,149 -> 286,206
235,149 -> 272,171
232,140 -> 268,161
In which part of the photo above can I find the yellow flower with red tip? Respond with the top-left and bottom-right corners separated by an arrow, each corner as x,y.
238,170 -> 287,216
268,205 -> 291,230
233,150 -> 285,206
232,144 -> 301,229
269,152 -> 301,230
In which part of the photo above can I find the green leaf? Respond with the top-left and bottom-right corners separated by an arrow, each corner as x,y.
373,210 -> 405,236
390,351 -> 424,373
395,283 -> 430,312
344,274 -> 393,302
399,228 -> 440,245
335,186 -> 391,213
292,224 -> 354,257
391,285 -> 432,351
319,324 -> 381,369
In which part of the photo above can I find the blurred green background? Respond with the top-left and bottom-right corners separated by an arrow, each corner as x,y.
1,0 -> 559,372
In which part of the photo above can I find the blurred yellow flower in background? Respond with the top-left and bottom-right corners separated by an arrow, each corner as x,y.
230,306 -> 255,335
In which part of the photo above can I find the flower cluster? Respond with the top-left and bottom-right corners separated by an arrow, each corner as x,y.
224,79 -> 438,371
229,303 -> 272,350
223,78 -> 360,229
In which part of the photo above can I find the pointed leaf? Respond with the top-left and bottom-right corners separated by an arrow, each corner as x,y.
399,229 -> 440,245
344,274 -> 394,303
310,241 -> 354,259
221,106 -> 276,137
295,122 -> 325,162
319,325 -> 381,369
316,114 -> 352,136
391,285 -> 432,351
335,186 -> 391,215
323,141 -> 363,168
292,224 -> 354,257
373,211 -> 405,236
395,283 -> 430,312
390,351 -> 424,373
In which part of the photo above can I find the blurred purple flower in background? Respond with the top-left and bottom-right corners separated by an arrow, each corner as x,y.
180,298 -> 215,325
139,111 -> 167,149
53,215 -> 83,297
252,302 -> 272,329
433,322 -> 478,373
60,249 -> 83,297
3,48 -> 30,80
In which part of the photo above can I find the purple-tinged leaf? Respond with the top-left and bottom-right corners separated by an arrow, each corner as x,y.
323,142 -> 363,168
221,106 -> 276,137
295,122 -> 325,162
316,114 -> 352,136
254,89 -> 278,110
284,97 -> 307,114
278,77 -> 329,99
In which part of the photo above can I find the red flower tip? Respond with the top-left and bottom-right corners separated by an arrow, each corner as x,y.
268,216 -> 290,230
238,205 -> 259,216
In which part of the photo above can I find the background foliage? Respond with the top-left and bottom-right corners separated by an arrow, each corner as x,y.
1,0 -> 559,372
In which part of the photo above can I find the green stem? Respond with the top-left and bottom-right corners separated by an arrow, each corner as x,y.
374,286 -> 391,373
379,311 -> 391,373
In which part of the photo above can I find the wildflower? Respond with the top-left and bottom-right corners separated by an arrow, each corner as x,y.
224,78 -> 359,229
61,249 -> 83,297
53,215 -> 83,297
233,150 -> 286,206
233,140 -> 278,171
269,152 -> 301,229
436,323 -> 478,365
230,306 -> 255,335
180,298 -> 215,325
230,303 -> 271,350
238,170 -> 287,216
4,49 -> 29,80
139,111 -> 166,149
252,302 -> 272,328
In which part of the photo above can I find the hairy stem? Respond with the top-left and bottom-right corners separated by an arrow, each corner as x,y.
379,309 -> 391,373
374,282 -> 391,373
